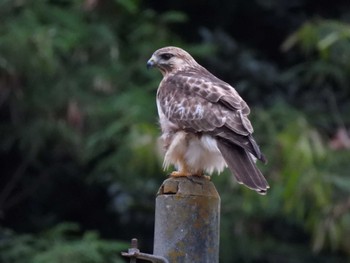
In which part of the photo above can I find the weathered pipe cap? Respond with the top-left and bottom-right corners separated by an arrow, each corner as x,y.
154,176 -> 220,263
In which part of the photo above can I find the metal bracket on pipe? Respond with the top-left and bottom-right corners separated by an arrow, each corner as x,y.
121,238 -> 169,263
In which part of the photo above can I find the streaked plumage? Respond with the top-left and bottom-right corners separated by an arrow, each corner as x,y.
147,46 -> 269,194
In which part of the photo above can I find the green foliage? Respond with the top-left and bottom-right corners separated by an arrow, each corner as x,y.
0,0 -> 196,179
0,223 -> 128,263
0,0 -> 189,259
261,106 -> 350,253
281,19 -> 350,129
0,0 -> 187,208
282,19 -> 350,64
1,0 -> 350,262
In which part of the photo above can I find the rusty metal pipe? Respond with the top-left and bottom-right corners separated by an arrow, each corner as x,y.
122,238 -> 169,263
153,176 -> 220,263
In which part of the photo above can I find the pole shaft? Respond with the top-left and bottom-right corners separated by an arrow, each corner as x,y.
153,176 -> 220,263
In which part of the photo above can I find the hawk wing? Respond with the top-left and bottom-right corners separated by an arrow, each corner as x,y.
157,69 -> 265,162
157,69 -> 269,193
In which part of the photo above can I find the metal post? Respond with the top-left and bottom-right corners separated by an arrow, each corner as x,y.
153,176 -> 220,263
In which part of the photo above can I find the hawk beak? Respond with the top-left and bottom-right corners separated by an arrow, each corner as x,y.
146,59 -> 155,70
147,56 -> 157,69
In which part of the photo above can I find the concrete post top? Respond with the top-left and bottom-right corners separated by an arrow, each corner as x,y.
157,176 -> 219,198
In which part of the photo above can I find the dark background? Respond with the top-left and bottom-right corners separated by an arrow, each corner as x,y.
1,0 -> 350,262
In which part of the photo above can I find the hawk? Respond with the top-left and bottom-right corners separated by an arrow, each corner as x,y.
147,46 -> 269,194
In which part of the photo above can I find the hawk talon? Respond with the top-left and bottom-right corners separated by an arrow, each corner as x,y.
203,175 -> 211,180
169,171 -> 193,177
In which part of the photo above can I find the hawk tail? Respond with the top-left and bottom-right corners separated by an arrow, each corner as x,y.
217,140 -> 269,195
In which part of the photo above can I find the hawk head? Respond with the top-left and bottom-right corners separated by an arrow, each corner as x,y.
147,46 -> 199,76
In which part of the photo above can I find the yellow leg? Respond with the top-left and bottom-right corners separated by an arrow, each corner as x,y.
168,157 -> 210,179
169,169 -> 210,179
169,157 -> 193,177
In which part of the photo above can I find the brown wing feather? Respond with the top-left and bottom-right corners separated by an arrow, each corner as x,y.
158,69 -> 265,162
158,76 -> 226,132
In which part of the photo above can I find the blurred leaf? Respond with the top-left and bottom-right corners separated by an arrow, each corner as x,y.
115,0 -> 139,14
160,11 -> 188,23
0,223 -> 127,263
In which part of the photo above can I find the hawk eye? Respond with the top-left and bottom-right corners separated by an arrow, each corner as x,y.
160,53 -> 174,60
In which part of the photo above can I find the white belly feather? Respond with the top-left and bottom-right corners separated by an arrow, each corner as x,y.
157,97 -> 227,175
162,131 -> 227,175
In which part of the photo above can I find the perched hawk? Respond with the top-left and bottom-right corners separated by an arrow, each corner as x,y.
147,46 -> 269,194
